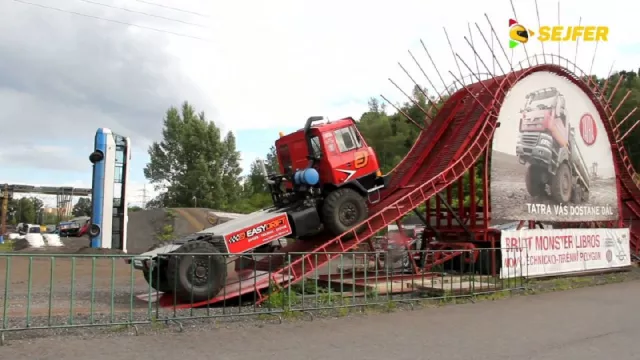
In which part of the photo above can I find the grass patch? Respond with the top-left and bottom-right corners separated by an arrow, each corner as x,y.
252,270 -> 634,324
0,240 -> 15,253
525,271 -> 628,294
157,225 -> 175,242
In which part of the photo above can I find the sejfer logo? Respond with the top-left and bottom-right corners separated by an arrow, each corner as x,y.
508,19 -> 535,48
509,18 -> 609,49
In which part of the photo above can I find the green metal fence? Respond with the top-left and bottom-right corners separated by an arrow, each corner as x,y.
0,248 -> 526,340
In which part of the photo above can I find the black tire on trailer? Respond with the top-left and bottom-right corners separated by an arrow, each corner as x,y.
550,162 -> 572,203
142,266 -> 172,293
165,240 -> 228,303
525,165 -> 546,197
322,188 -> 368,236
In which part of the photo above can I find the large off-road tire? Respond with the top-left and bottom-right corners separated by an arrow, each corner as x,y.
550,163 -> 572,203
322,188 -> 368,236
571,185 -> 583,204
166,240 -> 228,303
525,165 -> 547,197
143,266 -> 172,293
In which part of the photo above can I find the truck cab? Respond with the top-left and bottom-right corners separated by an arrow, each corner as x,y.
275,117 -> 382,194
518,88 -> 568,144
516,87 -> 569,165
515,88 -> 590,204
268,116 -> 385,237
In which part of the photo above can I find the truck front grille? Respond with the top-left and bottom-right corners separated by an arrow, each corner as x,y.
519,133 -> 539,146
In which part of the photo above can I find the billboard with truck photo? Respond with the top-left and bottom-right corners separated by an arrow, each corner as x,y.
490,71 -> 619,222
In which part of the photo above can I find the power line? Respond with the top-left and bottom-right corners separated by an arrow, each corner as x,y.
75,0 -> 208,28
11,0 -> 212,42
138,184 -> 149,208
134,0 -> 210,18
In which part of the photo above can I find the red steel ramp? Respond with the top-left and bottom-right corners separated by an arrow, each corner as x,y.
247,75 -> 509,304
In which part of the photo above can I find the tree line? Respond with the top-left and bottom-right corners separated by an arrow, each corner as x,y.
142,69 -> 640,214
6,196 -> 93,225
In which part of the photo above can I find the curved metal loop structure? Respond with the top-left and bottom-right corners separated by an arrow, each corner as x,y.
249,61 -> 639,304
166,12 -> 640,308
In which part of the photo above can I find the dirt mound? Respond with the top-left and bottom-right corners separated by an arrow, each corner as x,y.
170,208 -> 243,236
126,208 -> 170,254
126,208 -> 244,254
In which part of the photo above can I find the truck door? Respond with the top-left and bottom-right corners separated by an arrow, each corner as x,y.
332,126 -> 366,184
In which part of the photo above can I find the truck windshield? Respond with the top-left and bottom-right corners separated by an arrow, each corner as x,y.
525,93 -> 556,111
334,125 -> 362,153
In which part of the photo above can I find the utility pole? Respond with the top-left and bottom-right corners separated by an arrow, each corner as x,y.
138,184 -> 148,208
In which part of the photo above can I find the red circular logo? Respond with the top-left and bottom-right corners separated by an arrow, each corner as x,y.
606,249 -> 613,263
579,113 -> 597,146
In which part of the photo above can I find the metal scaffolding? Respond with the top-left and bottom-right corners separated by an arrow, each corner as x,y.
0,184 -> 92,234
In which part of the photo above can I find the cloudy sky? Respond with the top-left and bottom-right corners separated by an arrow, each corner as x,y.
1,0 -> 638,207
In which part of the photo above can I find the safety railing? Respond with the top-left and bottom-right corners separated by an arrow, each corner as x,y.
0,248 -> 526,339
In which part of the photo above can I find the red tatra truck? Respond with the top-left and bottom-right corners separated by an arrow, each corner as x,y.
515,87 -> 590,204
132,116 -> 388,303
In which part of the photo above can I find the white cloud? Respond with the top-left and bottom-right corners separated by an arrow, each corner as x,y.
170,0 -> 639,132
1,0 -> 636,182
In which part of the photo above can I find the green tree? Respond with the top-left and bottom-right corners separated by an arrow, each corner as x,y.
143,101 -> 243,211
72,197 -> 92,216
265,145 -> 279,174
235,147 -> 281,213
596,70 -> 640,170
9,197 -> 43,224
219,132 -> 243,210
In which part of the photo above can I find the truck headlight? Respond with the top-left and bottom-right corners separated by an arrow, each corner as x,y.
539,138 -> 551,147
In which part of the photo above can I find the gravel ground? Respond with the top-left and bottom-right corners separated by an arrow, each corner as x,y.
490,151 -> 619,221
3,272 -> 640,360
1,266 -> 637,343
0,207 -> 228,320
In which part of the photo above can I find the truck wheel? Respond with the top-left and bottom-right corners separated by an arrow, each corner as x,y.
322,188 -> 368,236
551,163 -> 572,203
525,165 -> 546,197
166,240 -> 228,303
571,186 -> 583,204
142,266 -> 171,293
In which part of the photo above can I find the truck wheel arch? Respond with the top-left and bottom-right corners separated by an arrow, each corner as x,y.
324,180 -> 368,197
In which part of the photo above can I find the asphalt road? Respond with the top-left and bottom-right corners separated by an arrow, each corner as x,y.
5,281 -> 640,360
